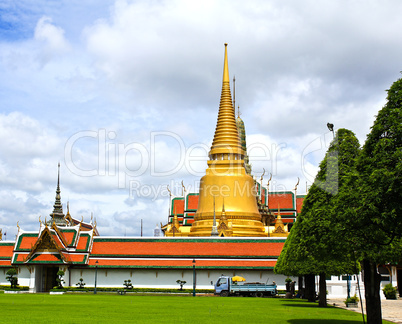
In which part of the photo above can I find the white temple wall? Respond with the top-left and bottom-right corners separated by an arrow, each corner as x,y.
2,265 -> 398,300
0,268 -> 10,286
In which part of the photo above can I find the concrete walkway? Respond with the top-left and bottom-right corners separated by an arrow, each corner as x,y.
328,298 -> 402,323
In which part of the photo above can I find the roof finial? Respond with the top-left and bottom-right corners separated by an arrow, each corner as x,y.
181,181 -> 186,196
211,196 -> 219,236
50,163 -> 65,222
223,43 -> 229,83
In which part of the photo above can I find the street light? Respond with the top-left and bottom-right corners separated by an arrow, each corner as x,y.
94,260 -> 99,294
327,123 -> 334,139
192,259 -> 196,297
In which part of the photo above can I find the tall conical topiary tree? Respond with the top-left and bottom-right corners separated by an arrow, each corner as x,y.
335,76 -> 402,323
275,128 -> 361,306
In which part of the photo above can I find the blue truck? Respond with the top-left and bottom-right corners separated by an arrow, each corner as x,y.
214,276 -> 277,297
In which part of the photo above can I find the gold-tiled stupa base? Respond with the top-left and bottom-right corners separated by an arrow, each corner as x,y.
189,218 -> 267,237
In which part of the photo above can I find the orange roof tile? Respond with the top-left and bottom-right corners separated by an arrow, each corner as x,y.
172,198 -> 185,215
16,234 -> 38,250
0,243 -> 14,258
0,259 -> 12,266
69,254 -> 87,263
186,194 -> 199,211
88,258 -> 277,268
14,253 -> 28,263
269,192 -> 294,210
62,231 -> 77,246
296,196 -> 305,214
76,235 -> 91,251
30,253 -> 63,262
91,239 -> 284,258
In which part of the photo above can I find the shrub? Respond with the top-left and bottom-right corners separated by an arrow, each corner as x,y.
123,280 -> 133,289
382,283 -> 397,299
6,269 -> 18,289
76,278 -> 86,288
344,294 -> 359,305
176,280 -> 187,290
56,270 -> 65,289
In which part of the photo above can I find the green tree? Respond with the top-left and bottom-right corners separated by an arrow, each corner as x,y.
275,128 -> 360,306
123,279 -> 133,289
56,270 -> 65,289
6,268 -> 18,289
76,278 -> 86,288
176,280 -> 187,290
335,76 -> 402,323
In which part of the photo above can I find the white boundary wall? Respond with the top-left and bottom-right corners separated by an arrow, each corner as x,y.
0,266 -> 398,299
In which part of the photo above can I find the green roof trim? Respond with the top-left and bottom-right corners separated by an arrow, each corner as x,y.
0,242 -> 15,247
15,233 -> 38,251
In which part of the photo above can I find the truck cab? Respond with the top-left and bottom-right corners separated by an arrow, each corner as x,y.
214,276 -> 230,296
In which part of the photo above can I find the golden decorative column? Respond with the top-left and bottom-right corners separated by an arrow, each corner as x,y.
189,44 -> 266,237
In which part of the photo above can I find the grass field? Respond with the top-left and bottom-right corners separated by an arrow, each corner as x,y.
0,293 -> 393,323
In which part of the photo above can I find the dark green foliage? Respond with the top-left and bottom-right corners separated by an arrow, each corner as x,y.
6,268 -> 18,289
48,286 -> 213,293
344,294 -> 359,305
76,278 -> 86,288
56,270 -> 65,289
382,283 -> 397,299
338,77 -> 402,259
334,76 -> 402,323
275,128 -> 360,278
176,280 -> 187,290
123,280 -> 133,289
275,128 -> 361,307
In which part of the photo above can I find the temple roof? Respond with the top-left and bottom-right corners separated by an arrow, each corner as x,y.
2,230 -> 286,269
11,223 -> 93,266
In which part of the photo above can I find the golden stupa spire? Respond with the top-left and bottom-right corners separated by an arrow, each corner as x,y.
209,44 -> 244,160
190,44 -> 266,237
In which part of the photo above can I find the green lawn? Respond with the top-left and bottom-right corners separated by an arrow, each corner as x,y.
0,293 -> 393,323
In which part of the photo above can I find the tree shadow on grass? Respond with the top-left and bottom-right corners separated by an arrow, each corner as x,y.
287,320 -> 363,324
279,299 -> 322,308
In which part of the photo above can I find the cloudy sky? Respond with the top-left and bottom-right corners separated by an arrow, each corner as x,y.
1,0 -> 401,239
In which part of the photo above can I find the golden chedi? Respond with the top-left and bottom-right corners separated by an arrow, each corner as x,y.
189,44 -> 266,237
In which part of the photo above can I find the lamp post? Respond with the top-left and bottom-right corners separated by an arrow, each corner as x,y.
94,260 -> 99,294
192,259 -> 196,297
327,123 -> 334,139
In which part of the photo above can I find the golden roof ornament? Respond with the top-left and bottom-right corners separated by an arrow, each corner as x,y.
211,196 -> 219,237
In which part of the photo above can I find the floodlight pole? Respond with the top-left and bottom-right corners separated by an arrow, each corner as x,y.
192,259 -> 196,297
327,123 -> 335,139
94,260 -> 99,294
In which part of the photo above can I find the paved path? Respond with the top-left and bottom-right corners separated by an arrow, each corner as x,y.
328,298 -> 402,323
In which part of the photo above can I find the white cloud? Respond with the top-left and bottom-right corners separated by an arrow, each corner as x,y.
0,0 -> 401,238
34,16 -> 70,64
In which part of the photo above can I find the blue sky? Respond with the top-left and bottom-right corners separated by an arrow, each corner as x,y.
1,0 -> 402,239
